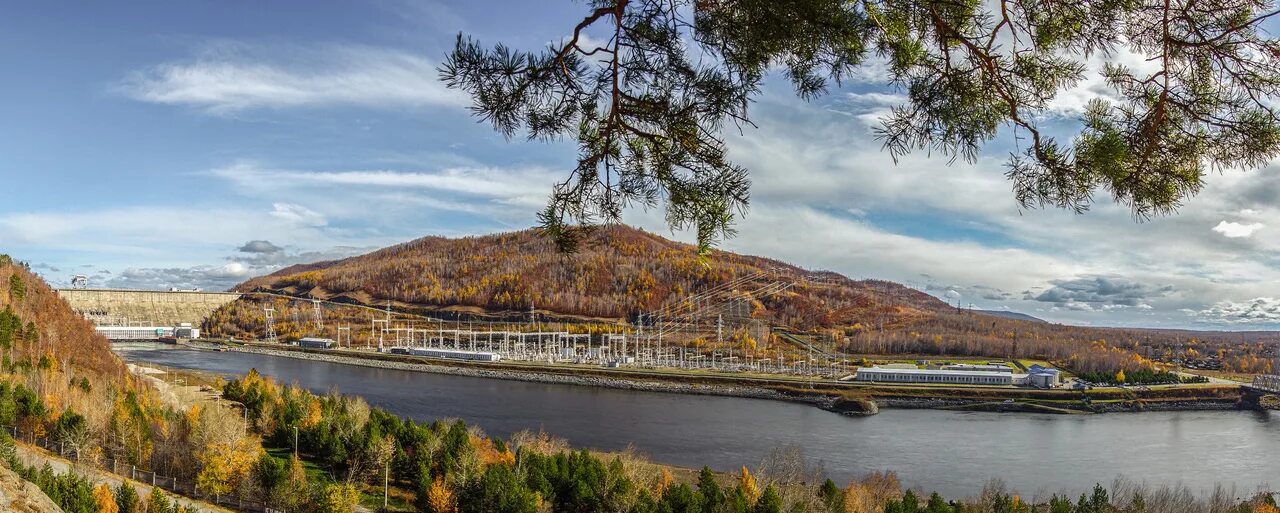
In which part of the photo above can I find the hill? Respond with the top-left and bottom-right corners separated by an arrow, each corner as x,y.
0,256 -> 126,381
214,226 -> 1278,375
977,310 -> 1046,323
234,225 -> 949,329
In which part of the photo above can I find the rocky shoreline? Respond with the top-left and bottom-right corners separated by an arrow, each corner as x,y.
178,341 -> 1247,416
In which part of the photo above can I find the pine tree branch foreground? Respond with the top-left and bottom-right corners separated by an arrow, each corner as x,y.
439,0 -> 1280,253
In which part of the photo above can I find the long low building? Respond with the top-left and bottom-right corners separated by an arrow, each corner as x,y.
410,347 -> 502,362
854,366 -> 1029,385
95,326 -> 174,340
940,363 -> 1012,373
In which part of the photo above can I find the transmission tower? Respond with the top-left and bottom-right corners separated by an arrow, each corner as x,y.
263,306 -> 278,342
312,299 -> 324,330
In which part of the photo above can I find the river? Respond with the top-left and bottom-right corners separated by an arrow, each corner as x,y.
116,344 -> 1279,498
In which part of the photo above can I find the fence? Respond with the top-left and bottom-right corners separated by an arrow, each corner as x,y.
2,424 -> 273,512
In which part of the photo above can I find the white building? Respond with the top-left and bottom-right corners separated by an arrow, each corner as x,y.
940,363 -> 1012,373
410,347 -> 501,362
854,366 -> 1026,385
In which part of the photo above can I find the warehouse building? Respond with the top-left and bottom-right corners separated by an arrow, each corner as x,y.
854,366 -> 1022,385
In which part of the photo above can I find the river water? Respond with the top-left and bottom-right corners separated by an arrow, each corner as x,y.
116,344 -> 1279,498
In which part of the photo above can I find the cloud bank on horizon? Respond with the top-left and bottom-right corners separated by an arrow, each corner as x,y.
2,0 -> 1279,329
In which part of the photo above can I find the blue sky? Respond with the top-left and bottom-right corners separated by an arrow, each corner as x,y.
3,0 -> 1280,329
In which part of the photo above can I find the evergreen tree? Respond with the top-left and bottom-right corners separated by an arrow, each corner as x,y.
754,486 -> 783,513
146,487 -> 174,513
458,464 -> 538,513
925,492 -> 952,513
699,466 -> 725,512
902,489 -> 921,513
114,482 -> 139,513
443,0 -> 1280,251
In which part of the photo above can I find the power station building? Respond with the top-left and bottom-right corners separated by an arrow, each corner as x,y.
854,366 -> 1026,385
940,363 -> 1013,373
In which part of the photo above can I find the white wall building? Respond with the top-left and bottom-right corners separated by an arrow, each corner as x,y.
854,366 -> 1029,385
940,363 -> 1012,373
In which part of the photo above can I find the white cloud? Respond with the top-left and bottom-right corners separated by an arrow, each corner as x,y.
116,44 -> 466,115
1211,220 -> 1264,238
1046,47 -> 1161,116
210,161 -> 559,212
1194,297 -> 1280,324
270,203 -> 327,227
107,262 -> 253,291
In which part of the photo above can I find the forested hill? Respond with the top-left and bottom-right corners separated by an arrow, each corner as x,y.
234,225 -> 950,330
0,255 -> 126,381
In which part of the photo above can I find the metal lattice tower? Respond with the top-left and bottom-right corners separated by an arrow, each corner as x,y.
263,306 -> 278,342
312,299 -> 324,330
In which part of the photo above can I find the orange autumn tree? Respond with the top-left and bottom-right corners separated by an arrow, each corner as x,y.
427,477 -> 456,513
739,466 -> 760,504
93,483 -> 118,513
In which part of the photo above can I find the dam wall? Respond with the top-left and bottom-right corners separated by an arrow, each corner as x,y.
54,288 -> 241,326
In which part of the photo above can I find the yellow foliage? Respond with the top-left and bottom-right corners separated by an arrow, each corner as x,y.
739,466 -> 759,504
93,483 -> 118,513
428,477 -> 456,513
655,467 -> 673,495
472,435 -> 515,466
196,436 -> 263,497
315,483 -> 361,513
1115,369 -> 1126,383
843,471 -> 901,513
302,399 -> 323,429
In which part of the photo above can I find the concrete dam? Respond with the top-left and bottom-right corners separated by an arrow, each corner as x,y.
55,288 -> 242,327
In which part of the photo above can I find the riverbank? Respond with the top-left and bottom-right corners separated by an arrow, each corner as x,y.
182,340 -> 1246,416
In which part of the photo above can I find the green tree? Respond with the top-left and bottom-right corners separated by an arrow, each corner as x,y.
443,0 -> 1280,252
114,482 -> 140,513
819,478 -> 844,513
458,464 -> 538,513
699,466 -> 725,512
902,489 -> 921,513
925,492 -> 952,513
8,275 -> 24,302
146,487 -> 174,513
253,453 -> 287,507
1048,495 -> 1073,513
753,485 -> 782,513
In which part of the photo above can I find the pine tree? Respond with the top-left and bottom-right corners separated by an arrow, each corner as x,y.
444,0 -> 1280,251
114,482 -> 139,513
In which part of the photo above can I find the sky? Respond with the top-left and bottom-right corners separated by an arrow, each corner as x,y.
1,1 -> 1278,330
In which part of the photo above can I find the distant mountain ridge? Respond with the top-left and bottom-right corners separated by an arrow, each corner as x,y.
977,309 -> 1046,323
